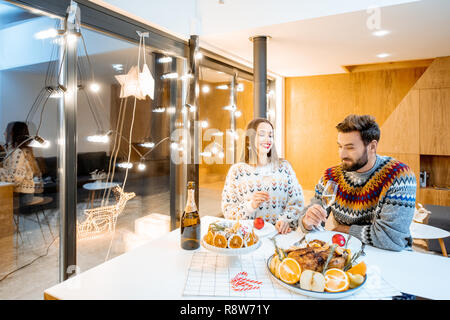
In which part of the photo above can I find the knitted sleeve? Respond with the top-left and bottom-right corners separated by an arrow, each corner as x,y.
221,164 -> 256,220
278,160 -> 305,229
349,168 -> 417,251
0,149 -> 28,184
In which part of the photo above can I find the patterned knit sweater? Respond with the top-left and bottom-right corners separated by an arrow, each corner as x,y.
0,148 -> 35,193
222,160 -> 305,229
299,155 -> 417,251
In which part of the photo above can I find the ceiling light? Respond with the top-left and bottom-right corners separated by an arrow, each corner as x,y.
202,85 -> 210,93
376,53 -> 390,58
216,84 -> 229,90
372,30 -> 390,37
235,110 -> 242,117
236,83 -> 244,92
201,121 -> 208,128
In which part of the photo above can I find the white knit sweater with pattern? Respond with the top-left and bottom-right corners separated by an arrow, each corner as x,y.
221,160 -> 305,229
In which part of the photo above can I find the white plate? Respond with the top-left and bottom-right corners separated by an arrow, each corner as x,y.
266,255 -> 367,299
252,220 -> 277,238
305,231 -> 362,253
201,239 -> 261,256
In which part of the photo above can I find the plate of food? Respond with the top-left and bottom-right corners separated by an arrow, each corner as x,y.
251,217 -> 277,238
201,219 -> 261,255
266,235 -> 367,299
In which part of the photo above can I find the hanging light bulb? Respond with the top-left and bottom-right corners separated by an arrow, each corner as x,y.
87,134 -> 109,143
137,162 -> 146,171
29,136 -> 51,149
139,142 -> 155,148
90,83 -> 100,93
201,121 -> 208,128
118,162 -> 133,169
235,110 -> 242,117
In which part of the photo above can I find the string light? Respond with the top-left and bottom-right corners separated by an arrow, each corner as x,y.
118,162 -> 133,169
137,162 -> 146,171
139,142 -> 155,148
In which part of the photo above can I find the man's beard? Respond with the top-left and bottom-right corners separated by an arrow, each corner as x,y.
341,150 -> 368,172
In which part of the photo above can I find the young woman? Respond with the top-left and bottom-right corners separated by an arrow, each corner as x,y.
221,118 -> 304,234
0,122 -> 41,206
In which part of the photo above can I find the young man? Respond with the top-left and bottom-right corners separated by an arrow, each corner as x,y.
298,114 -> 417,251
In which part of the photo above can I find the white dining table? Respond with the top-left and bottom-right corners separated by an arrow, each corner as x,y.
44,216 -> 450,300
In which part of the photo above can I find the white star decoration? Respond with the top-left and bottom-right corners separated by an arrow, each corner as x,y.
115,63 -> 154,100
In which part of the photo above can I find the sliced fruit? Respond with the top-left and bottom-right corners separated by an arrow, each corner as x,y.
348,261 -> 367,277
269,254 -> 280,275
244,233 -> 255,247
347,272 -> 365,289
204,231 -> 214,245
213,233 -> 228,248
299,270 -> 325,292
278,258 -> 302,284
324,268 -> 349,292
228,234 -> 243,249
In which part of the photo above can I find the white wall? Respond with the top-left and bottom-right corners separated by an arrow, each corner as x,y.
0,69 -> 111,157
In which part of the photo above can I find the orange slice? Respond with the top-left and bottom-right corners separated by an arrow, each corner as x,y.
324,268 -> 349,292
228,234 -> 243,249
213,233 -> 227,248
204,231 -> 214,245
244,232 -> 254,247
278,258 -> 302,284
347,261 -> 367,277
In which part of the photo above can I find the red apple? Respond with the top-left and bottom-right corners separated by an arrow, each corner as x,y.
254,217 -> 265,230
332,234 -> 346,247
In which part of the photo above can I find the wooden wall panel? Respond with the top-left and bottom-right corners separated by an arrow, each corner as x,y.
285,67 -> 426,191
419,88 -> 450,155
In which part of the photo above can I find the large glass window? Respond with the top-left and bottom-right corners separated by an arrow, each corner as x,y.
0,1 -> 62,299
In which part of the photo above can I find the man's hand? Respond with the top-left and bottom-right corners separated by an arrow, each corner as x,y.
302,204 -> 327,230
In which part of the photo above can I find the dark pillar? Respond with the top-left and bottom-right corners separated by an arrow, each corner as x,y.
252,36 -> 268,119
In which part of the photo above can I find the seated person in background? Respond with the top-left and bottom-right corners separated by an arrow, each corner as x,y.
298,114 -> 417,251
222,118 -> 305,234
0,122 -> 42,207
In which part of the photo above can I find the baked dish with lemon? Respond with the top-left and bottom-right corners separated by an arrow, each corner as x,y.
268,237 -> 367,297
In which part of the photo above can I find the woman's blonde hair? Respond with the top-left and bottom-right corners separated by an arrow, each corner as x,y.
240,118 -> 279,167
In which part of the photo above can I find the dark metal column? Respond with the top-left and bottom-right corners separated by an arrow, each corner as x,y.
251,36 -> 269,119
58,1 -> 79,282
187,35 -> 200,208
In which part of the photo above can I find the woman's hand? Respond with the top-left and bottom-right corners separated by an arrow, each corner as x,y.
275,220 -> 291,234
250,191 -> 270,209
302,204 -> 327,230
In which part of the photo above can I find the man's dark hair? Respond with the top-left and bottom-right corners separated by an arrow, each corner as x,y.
336,114 -> 380,145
